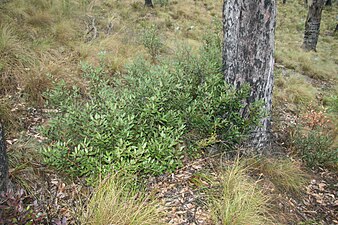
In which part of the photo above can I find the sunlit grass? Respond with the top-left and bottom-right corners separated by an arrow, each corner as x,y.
80,174 -> 166,225
274,70 -> 318,111
245,157 -> 308,194
275,0 -> 338,81
210,162 -> 272,225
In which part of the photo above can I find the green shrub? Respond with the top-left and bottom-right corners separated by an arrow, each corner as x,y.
41,34 -> 262,182
291,110 -> 337,169
293,128 -> 337,169
141,25 -> 164,61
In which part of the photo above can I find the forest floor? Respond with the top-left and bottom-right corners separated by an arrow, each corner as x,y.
149,159 -> 338,225
6,101 -> 338,224
6,116 -> 338,224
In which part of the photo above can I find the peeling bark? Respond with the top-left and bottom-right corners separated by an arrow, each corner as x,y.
85,16 -> 98,43
0,123 -> 8,193
222,0 -> 276,152
302,0 -> 325,51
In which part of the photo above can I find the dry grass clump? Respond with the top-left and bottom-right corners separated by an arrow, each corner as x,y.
210,163 -> 272,225
245,157 -> 308,194
53,20 -> 79,44
0,0 -> 85,96
80,175 -> 166,225
0,98 -> 19,132
0,24 -> 35,94
7,137 -> 43,192
0,24 -> 21,53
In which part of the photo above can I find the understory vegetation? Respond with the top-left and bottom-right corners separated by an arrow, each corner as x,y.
41,33 -> 262,182
0,0 -> 337,224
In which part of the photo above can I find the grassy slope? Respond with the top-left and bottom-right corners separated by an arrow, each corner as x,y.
276,1 -> 337,81
1,0 -> 336,108
0,0 -> 223,133
0,0 -> 221,96
274,1 -> 337,107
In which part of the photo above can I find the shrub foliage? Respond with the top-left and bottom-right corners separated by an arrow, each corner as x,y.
41,34 -> 262,181
291,110 -> 337,169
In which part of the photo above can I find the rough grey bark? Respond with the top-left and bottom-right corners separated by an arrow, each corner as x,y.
145,0 -> 153,7
222,0 -> 276,152
302,0 -> 325,51
0,123 -> 8,193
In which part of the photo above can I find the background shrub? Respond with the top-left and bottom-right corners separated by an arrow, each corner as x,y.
291,110 -> 337,169
141,25 -> 164,61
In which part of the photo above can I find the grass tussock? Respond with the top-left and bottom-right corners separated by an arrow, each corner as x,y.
53,20 -> 78,44
210,163 -> 272,225
0,23 -> 35,95
7,136 -> 43,192
245,157 -> 308,194
0,24 -> 20,53
80,175 -> 166,225
0,98 -> 21,133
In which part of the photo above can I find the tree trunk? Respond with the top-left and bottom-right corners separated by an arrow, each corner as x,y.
0,123 -> 8,193
145,0 -> 153,7
302,0 -> 325,51
222,0 -> 276,152
325,0 -> 332,6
